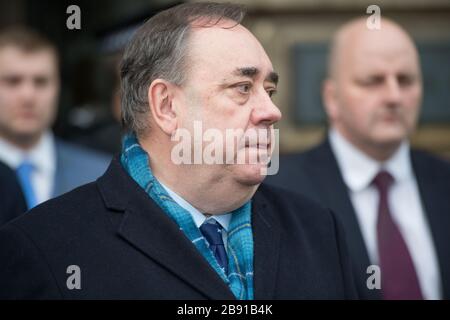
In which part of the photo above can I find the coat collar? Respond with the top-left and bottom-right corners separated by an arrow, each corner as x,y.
97,157 -> 235,299
411,151 -> 450,299
251,185 -> 281,300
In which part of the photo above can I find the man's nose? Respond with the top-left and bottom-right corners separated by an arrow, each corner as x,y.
384,77 -> 402,106
18,81 -> 37,103
251,91 -> 282,126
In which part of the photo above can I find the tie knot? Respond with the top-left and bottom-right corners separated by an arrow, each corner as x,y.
372,170 -> 394,192
200,220 -> 224,246
17,160 -> 34,172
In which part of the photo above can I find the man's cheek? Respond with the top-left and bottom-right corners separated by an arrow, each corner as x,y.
38,96 -> 57,115
0,93 -> 14,109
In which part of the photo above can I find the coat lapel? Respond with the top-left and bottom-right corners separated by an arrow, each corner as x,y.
52,141 -> 67,197
252,189 -> 281,300
98,158 -> 235,300
412,151 -> 450,299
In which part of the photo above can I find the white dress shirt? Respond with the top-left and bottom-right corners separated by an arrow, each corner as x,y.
160,181 -> 232,249
0,131 -> 56,206
329,128 -> 442,299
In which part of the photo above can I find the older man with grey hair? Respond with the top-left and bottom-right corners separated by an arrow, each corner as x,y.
0,2 -> 357,299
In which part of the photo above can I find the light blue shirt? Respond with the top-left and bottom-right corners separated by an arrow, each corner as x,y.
0,131 -> 56,205
159,181 -> 232,249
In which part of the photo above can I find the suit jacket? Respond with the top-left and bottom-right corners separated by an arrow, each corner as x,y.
0,161 -> 26,226
0,140 -> 110,227
266,139 -> 450,299
53,140 -> 111,197
0,157 -> 357,299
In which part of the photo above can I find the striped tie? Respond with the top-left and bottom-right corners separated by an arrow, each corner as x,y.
200,219 -> 228,274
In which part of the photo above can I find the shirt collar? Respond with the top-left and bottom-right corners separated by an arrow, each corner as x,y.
0,131 -> 56,175
159,181 -> 231,232
27,131 -> 56,175
0,136 -> 23,168
384,141 -> 412,183
329,128 -> 412,191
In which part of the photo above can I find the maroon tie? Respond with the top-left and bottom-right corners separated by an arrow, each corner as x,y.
373,170 -> 423,300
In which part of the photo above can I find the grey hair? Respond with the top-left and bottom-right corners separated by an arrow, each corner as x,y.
120,2 -> 246,136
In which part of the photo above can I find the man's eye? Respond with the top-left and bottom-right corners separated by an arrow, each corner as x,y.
358,76 -> 384,86
34,77 -> 50,87
236,83 -> 251,94
267,89 -> 277,98
2,76 -> 21,87
398,75 -> 415,87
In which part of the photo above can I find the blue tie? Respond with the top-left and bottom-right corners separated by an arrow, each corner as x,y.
200,220 -> 228,275
16,160 -> 38,209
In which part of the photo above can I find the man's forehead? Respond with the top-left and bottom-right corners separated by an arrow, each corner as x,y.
351,58 -> 417,76
356,32 -> 416,57
0,45 -> 55,58
337,39 -> 418,78
0,47 -> 56,69
0,47 -> 57,74
189,22 -> 255,48
188,24 -> 274,76
0,46 -> 56,69
348,42 -> 420,75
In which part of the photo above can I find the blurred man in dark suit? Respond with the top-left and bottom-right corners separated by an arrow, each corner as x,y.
0,2 -> 357,299
267,17 -> 450,300
0,27 -> 110,211
0,160 -> 26,226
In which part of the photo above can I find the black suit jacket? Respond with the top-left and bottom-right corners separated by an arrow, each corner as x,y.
0,161 -> 26,226
266,139 -> 450,299
0,157 -> 357,299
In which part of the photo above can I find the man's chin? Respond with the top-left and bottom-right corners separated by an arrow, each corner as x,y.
234,163 -> 268,186
372,128 -> 408,146
2,126 -> 44,147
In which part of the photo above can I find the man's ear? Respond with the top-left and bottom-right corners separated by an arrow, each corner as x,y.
322,78 -> 339,123
148,79 -> 178,135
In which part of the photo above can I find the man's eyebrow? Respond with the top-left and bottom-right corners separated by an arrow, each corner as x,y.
232,67 -> 259,79
231,67 -> 279,85
266,71 -> 279,85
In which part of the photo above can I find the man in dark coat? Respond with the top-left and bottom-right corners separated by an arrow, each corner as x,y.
0,2 -> 357,299
267,17 -> 450,300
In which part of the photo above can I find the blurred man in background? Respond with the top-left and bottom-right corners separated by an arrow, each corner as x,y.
267,17 -> 450,299
0,27 -> 111,212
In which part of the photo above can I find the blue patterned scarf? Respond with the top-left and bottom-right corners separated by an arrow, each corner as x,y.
120,133 -> 254,299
